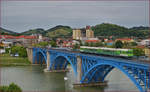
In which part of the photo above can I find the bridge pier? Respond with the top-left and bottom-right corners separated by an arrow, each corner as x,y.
26,48 -> 33,63
74,56 -> 107,87
44,51 -> 50,72
44,51 -> 69,72
77,56 -> 82,83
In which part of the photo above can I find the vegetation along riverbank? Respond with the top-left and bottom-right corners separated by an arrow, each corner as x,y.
0,83 -> 22,92
0,54 -> 31,66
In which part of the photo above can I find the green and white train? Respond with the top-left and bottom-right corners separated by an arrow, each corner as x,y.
80,46 -> 134,57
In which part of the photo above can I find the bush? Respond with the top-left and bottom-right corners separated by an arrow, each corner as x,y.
50,40 -> 56,47
0,83 -> 22,92
5,48 -> 10,54
133,48 -> 145,57
10,46 -> 27,57
0,86 -> 9,92
114,40 -> 123,48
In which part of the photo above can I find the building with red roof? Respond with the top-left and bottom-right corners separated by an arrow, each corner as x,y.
86,40 -> 100,43
0,35 -> 38,47
115,38 -> 134,43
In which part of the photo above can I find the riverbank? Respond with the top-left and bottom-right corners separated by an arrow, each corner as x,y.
0,54 -> 31,66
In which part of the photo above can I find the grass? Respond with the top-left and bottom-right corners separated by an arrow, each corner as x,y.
0,54 -> 31,66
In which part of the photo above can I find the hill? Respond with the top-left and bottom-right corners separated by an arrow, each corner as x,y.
0,24 -> 149,39
129,26 -> 149,31
21,28 -> 45,35
0,27 -> 18,35
46,25 -> 72,38
91,23 -> 150,39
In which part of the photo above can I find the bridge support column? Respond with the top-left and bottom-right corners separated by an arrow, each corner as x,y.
26,48 -> 33,64
44,51 -> 50,72
77,56 -> 82,83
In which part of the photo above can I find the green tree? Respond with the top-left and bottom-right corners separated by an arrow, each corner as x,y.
18,47 -> 27,57
89,43 -> 94,47
5,48 -> 10,54
8,83 -> 22,92
10,46 -> 19,55
0,83 -> 22,92
10,46 -> 27,57
50,40 -> 57,47
123,42 -> 130,48
38,42 -> 49,47
133,48 -> 145,57
114,40 -> 123,48
130,42 -> 137,46
73,44 -> 79,50
0,46 -> 4,49
84,42 -> 89,46
95,42 -> 104,47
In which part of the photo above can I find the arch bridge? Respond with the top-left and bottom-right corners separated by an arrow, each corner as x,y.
27,47 -> 150,92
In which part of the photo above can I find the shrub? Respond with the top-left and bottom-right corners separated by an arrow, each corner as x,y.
0,83 -> 22,92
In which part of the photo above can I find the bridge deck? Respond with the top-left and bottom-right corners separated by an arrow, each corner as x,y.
49,48 -> 150,68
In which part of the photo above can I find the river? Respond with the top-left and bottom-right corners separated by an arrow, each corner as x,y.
1,65 -> 138,92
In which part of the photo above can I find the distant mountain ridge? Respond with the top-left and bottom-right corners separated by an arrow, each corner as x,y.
129,26 -> 149,31
0,27 -> 17,35
0,23 -> 149,39
91,23 -> 149,39
21,28 -> 45,35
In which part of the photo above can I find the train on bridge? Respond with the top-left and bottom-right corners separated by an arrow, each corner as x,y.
80,46 -> 134,57
54,46 -> 134,58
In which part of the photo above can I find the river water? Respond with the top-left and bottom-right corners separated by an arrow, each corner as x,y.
1,65 -> 138,92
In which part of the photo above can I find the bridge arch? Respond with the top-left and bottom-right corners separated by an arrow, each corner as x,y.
81,62 -> 144,92
33,49 -> 47,64
50,54 -> 77,75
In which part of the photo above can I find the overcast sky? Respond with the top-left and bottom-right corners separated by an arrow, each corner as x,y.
1,1 -> 149,33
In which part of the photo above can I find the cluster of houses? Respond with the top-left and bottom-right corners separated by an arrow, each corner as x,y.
0,29 -> 150,60
0,34 -> 50,53
55,36 -> 150,59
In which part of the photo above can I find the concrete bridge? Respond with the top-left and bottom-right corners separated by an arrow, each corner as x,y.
27,47 -> 150,92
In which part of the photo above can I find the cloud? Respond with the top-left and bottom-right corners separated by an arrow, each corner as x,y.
1,1 -> 149,32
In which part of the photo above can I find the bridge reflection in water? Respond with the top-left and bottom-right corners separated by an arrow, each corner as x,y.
26,48 -> 150,92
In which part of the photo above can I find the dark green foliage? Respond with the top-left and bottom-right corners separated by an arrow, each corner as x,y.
92,23 -> 128,37
0,86 -> 9,92
73,44 -> 80,50
91,23 -> 150,39
18,47 -> 27,57
129,26 -> 149,31
21,28 -> 45,35
46,25 -> 71,32
1,24 -> 149,39
84,42 -> 89,46
115,40 -> 123,48
0,27 -> 17,35
0,83 -> 22,92
89,43 -> 94,47
10,46 -> 27,57
94,42 -> 104,47
50,40 -> 57,47
5,48 -> 10,53
33,42 -> 50,47
133,48 -> 145,57
46,25 -> 72,38
130,42 -> 138,46
0,46 -> 4,49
